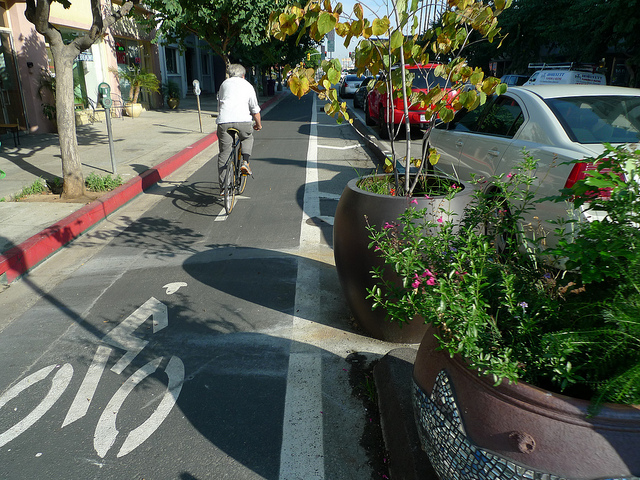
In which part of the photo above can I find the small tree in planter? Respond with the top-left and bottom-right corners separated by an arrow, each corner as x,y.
269,0 -> 511,341
111,66 -> 160,116
369,147 -> 640,478
270,0 -> 510,195
162,81 -> 181,109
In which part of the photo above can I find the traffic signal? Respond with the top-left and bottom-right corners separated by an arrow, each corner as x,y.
307,53 -> 311,61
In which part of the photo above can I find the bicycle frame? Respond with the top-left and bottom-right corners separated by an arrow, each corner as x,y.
222,128 -> 247,215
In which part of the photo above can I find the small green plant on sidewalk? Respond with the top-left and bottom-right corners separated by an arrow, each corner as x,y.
85,172 -> 124,192
14,178 -> 48,201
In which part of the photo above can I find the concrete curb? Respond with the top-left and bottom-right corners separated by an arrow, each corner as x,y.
373,348 -> 437,480
0,93 -> 284,284
0,133 -> 217,284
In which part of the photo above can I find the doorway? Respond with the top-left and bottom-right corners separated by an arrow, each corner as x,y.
0,29 -> 27,127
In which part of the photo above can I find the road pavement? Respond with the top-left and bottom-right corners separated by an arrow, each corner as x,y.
0,91 -> 432,479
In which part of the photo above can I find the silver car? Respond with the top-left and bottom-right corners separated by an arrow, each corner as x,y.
339,74 -> 366,98
423,85 -> 640,247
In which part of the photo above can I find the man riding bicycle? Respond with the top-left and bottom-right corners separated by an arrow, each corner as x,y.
216,64 -> 262,190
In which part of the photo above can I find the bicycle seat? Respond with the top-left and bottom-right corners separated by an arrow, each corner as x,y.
227,127 -> 240,136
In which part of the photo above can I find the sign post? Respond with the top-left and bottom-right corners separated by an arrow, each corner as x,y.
193,79 -> 202,133
98,82 -> 117,174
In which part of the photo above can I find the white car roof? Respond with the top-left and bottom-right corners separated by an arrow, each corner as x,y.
509,84 -> 640,99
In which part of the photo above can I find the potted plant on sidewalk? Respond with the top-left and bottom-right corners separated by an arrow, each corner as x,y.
368,147 -> 640,478
162,81 -> 181,109
111,66 -> 160,117
270,0 -> 510,341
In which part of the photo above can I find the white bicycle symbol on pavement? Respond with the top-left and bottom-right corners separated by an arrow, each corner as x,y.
0,293 -> 185,458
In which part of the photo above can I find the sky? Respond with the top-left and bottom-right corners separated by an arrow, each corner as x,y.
324,0 -> 389,67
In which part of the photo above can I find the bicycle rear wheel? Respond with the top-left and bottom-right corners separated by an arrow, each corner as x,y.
223,157 -> 236,215
237,144 -> 248,195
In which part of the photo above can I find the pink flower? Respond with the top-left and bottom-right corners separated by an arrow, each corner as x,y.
437,217 -> 443,223
383,222 -> 394,230
507,173 -> 513,179
410,198 -> 418,205
424,195 -> 431,199
426,277 -> 436,286
411,274 -> 421,289
374,246 -> 381,251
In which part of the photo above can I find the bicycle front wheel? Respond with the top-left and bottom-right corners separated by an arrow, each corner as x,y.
237,144 -> 247,195
223,158 -> 236,215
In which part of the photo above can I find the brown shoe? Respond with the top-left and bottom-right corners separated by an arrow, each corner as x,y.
240,161 -> 252,175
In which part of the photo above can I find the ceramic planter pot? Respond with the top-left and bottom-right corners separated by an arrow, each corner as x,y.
167,97 -> 179,109
124,102 -> 142,118
333,174 -> 475,343
413,327 -> 640,479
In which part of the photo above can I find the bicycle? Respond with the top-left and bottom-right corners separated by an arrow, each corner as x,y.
222,127 -> 249,215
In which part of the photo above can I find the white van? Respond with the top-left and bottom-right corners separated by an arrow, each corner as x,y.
524,63 -> 606,86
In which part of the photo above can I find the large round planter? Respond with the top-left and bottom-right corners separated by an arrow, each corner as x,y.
124,102 -> 143,118
413,328 -> 640,479
333,174 -> 475,343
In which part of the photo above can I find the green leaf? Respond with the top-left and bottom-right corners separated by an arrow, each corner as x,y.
317,12 -> 337,37
372,17 -> 390,36
390,29 -> 403,50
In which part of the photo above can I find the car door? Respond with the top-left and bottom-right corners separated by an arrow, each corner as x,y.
428,99 -> 493,179
453,95 -> 525,182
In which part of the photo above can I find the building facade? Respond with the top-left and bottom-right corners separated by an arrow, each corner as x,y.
0,0 -> 218,136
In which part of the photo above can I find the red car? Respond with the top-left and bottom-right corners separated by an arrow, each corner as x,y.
365,64 -> 449,138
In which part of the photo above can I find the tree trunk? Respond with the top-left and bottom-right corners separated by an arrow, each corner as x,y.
51,41 -> 86,198
24,0 -> 134,200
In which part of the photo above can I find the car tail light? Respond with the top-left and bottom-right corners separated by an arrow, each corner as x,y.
564,160 -> 625,198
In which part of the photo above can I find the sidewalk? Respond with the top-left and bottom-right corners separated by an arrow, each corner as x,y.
0,92 -> 280,283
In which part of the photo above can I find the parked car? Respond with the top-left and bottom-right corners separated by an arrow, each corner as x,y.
366,64 -> 448,138
353,76 -> 375,109
500,74 -> 529,86
422,84 -> 640,247
339,74 -> 366,98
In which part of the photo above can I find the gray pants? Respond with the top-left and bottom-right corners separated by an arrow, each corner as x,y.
217,122 -> 254,188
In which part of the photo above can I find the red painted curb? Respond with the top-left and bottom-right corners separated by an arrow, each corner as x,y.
0,93 -> 285,284
0,132 -> 218,284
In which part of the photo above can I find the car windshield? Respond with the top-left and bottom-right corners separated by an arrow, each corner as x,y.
345,75 -> 365,83
546,96 -> 640,144
410,69 -> 450,89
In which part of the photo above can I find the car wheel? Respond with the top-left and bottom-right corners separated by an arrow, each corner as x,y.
378,107 -> 389,140
365,100 -> 375,126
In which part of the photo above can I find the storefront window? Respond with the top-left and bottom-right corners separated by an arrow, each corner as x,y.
166,48 -> 178,74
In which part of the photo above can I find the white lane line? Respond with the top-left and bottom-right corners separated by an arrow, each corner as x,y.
279,93 -> 325,480
317,144 -> 365,150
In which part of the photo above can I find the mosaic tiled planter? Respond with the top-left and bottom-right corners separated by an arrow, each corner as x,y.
413,328 -> 640,480
333,175 -> 475,343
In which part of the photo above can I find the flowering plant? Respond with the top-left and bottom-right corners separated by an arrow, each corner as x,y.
367,146 -> 640,408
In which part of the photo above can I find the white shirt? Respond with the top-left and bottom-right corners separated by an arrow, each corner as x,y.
216,76 -> 261,124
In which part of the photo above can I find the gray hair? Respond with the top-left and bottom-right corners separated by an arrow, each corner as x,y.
228,64 -> 246,78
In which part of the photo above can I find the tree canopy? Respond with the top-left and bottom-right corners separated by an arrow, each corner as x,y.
482,0 -> 640,85
140,0 -> 305,72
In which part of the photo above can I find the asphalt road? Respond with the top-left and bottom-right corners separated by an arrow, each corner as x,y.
0,93 -> 399,479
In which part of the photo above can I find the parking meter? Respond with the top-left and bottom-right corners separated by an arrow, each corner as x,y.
193,79 -> 202,132
98,82 -> 112,108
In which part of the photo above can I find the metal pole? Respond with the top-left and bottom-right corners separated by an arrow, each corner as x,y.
196,95 -> 202,133
105,107 -> 117,174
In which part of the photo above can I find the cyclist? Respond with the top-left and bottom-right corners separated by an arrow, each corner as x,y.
216,64 -> 262,190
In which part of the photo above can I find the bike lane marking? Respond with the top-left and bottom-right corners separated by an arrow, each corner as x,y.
279,93 -> 325,480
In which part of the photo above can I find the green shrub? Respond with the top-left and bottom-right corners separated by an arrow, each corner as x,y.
85,172 -> 124,192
